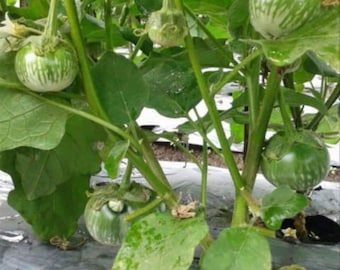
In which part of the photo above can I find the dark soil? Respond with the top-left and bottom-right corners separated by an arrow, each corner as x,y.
152,142 -> 340,183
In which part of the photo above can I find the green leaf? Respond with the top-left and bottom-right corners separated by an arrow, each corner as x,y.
112,212 -> 208,270
0,151 -> 88,241
8,171 -> 90,241
81,16 -> 127,47
14,115 -> 106,200
244,8 -> 340,71
304,51 -> 340,77
0,88 -> 68,151
104,140 -> 130,179
7,0 -> 49,19
142,56 -> 201,118
134,0 -> 162,15
92,52 -> 149,126
226,0 -> 250,39
303,104 -> 340,144
0,116 -> 107,240
282,88 -> 328,115
201,227 -> 271,270
260,186 -> 309,230
0,51 -> 19,81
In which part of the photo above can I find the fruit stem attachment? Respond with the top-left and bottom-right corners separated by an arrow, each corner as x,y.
119,160 -> 133,192
42,0 -> 59,46
124,197 -> 163,222
163,0 -> 176,10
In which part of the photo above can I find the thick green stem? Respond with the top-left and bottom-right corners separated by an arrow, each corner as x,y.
43,0 -> 58,39
245,53 -> 261,128
63,0 -> 108,118
242,68 -> 283,190
182,27 -> 245,192
174,0 -> 249,226
308,82 -> 340,131
119,160 -> 133,191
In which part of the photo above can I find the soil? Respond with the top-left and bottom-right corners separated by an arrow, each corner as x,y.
151,142 -> 340,183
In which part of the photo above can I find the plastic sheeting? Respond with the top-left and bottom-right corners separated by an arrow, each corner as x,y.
1,162 -> 339,270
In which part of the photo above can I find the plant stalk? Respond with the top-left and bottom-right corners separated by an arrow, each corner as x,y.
245,53 -> 261,128
242,68 -> 283,190
211,49 -> 263,96
43,0 -> 58,39
175,0 -> 249,226
124,197 -> 163,222
63,0 -> 108,118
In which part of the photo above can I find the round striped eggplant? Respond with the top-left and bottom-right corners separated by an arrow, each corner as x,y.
146,3 -> 188,47
15,42 -> 78,92
260,130 -> 330,192
249,0 -> 320,39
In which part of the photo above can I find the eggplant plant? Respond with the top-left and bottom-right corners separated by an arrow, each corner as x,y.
0,0 -> 339,269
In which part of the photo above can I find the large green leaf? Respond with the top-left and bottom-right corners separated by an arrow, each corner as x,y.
245,8 -> 340,72
92,52 -> 149,126
14,115 -> 106,200
0,88 -> 68,151
0,116 -> 107,240
260,186 -> 309,230
8,171 -> 90,241
201,227 -> 271,270
0,151 -> 87,242
141,55 -> 201,117
112,212 -> 208,270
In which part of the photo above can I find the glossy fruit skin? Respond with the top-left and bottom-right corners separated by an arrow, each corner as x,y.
261,130 -> 330,192
249,0 -> 320,39
84,197 -> 135,246
15,43 -> 78,92
146,6 -> 188,47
